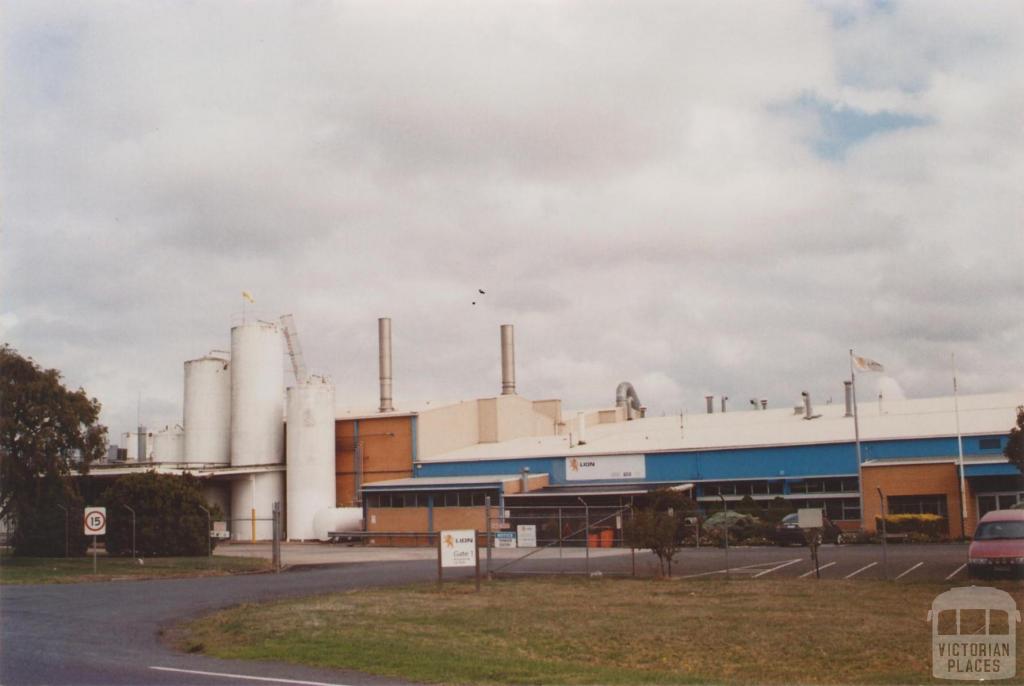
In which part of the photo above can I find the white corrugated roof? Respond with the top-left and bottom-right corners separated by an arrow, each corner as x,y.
421,391 -> 1024,463
363,474 -> 542,489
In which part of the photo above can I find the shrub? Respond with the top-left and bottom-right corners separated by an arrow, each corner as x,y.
876,513 -> 948,540
10,476 -> 90,556
101,472 -> 222,557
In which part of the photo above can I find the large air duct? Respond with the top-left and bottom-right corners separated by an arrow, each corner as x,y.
500,324 -> 516,395
378,317 -> 394,412
615,382 -> 642,420
844,381 -> 853,417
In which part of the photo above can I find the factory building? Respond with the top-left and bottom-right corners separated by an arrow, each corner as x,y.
89,314 -> 1023,542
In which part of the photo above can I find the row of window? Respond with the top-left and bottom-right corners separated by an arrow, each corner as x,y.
366,490 -> 498,509
887,494 -> 948,517
797,498 -> 861,521
700,477 -> 859,497
977,492 -> 1024,517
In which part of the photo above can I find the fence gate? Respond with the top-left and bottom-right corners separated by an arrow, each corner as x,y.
482,499 -> 639,577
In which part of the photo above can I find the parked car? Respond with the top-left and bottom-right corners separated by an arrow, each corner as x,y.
774,512 -> 845,546
968,509 -> 1024,579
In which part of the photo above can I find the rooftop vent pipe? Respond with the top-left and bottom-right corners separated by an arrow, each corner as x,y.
378,317 -> 394,412
760,399 -> 768,410
705,395 -> 714,414
577,411 -> 587,445
520,466 -> 530,493
500,324 -> 516,395
721,396 -> 728,413
843,381 -> 853,417
616,382 -> 642,420
801,391 -> 812,419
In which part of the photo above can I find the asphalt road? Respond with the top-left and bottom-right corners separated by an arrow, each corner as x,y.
0,543 -> 989,686
0,559 -> 462,686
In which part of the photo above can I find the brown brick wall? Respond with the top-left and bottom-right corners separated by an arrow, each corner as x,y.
860,462 -> 969,538
335,416 -> 414,506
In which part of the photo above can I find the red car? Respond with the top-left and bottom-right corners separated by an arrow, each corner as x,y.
968,509 -> 1024,579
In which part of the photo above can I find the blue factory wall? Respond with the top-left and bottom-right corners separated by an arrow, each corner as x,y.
415,434 -> 1009,485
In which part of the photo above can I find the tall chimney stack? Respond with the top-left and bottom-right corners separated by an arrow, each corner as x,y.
500,324 -> 516,395
378,317 -> 394,412
844,380 -> 853,417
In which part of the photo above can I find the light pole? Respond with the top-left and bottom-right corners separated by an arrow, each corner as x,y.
719,494 -> 729,579
877,487 -> 889,580
577,497 -> 590,576
198,506 -> 211,557
123,505 -> 136,559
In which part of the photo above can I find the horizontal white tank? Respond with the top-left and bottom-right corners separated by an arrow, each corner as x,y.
313,508 -> 363,542
230,472 -> 284,541
152,425 -> 185,463
184,354 -> 231,464
230,321 -> 284,467
286,379 -> 336,541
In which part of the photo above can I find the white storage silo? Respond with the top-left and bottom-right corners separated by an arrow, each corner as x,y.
184,354 -> 231,464
152,425 -> 185,463
286,378 -> 336,540
230,472 -> 284,541
230,321 -> 285,466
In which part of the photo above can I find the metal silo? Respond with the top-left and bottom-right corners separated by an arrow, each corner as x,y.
152,425 -> 185,463
230,472 -> 284,541
285,378 -> 336,541
183,353 -> 231,465
230,321 -> 285,466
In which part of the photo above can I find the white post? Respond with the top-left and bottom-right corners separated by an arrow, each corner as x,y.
850,350 -> 866,530
952,353 -> 968,538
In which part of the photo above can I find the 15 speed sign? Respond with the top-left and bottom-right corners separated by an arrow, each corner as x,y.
84,507 -> 106,536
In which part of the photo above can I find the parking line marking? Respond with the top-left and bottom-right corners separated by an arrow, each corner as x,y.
844,561 -> 877,579
150,667 -> 350,686
679,560 -> 790,579
799,561 -> 837,578
895,562 -> 924,580
945,563 -> 967,581
752,559 -> 802,578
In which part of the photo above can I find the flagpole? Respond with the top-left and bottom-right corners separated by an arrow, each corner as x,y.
952,353 -> 967,539
850,349 -> 865,530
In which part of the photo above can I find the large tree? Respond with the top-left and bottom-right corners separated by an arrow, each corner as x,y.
0,345 -> 107,555
1005,405 -> 1024,475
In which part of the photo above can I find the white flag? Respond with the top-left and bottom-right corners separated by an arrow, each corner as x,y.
853,355 -> 884,373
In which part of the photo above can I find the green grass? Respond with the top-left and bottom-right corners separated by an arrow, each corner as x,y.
0,552 -> 271,584
176,577 -> 1024,685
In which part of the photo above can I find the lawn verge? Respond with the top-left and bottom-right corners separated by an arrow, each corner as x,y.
0,553 -> 271,584
175,577 -> 1024,685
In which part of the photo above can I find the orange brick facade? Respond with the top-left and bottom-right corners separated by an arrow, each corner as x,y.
860,462 -> 978,538
335,416 -> 414,506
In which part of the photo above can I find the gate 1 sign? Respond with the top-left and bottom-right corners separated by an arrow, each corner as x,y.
84,507 -> 107,536
440,530 -> 476,567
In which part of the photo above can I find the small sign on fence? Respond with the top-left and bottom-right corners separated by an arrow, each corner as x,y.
494,531 -> 516,548
516,524 -> 537,548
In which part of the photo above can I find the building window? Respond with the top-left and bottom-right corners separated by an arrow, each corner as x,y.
978,438 -> 1002,451
888,494 -> 948,517
977,492 -> 1024,517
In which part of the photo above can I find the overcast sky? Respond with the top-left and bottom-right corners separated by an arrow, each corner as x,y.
3,1 -> 1023,440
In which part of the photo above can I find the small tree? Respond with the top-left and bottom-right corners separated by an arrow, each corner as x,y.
1,346 -> 106,556
624,487 -> 699,578
102,472 -> 221,557
1005,406 -> 1024,477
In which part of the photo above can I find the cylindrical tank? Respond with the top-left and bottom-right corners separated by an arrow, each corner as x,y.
230,472 -> 284,541
286,379 -> 336,540
184,354 -> 231,464
230,321 -> 284,466
152,425 -> 185,463
201,481 -> 231,520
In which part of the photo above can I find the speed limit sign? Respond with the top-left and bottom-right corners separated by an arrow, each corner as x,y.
84,507 -> 106,536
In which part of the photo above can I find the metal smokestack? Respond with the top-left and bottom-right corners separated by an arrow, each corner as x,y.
844,381 -> 853,417
378,317 -> 394,412
500,324 -> 516,395
705,395 -> 714,414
